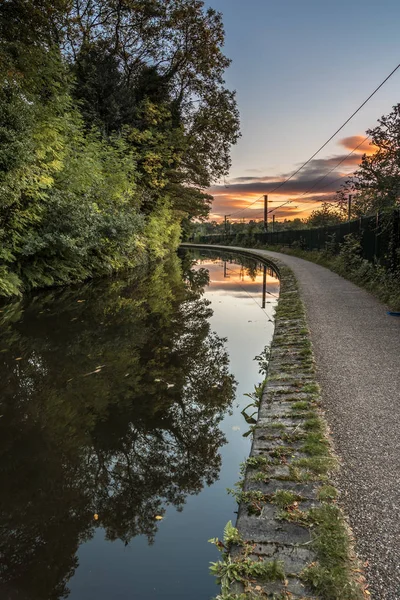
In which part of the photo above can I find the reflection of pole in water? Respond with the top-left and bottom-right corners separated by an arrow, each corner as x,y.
262,265 -> 267,309
224,261 -> 227,278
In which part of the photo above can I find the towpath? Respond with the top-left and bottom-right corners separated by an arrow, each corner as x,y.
188,244 -> 400,599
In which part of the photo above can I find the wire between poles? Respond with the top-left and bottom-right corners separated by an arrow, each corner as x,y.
226,194 -> 264,218
214,62 -> 400,221
264,62 -> 400,195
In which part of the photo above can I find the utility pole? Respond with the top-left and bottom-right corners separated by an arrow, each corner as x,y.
272,214 -> 275,232
262,265 -> 267,309
264,195 -> 268,232
348,195 -> 352,222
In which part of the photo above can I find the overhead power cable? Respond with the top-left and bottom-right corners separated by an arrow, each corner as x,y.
226,194 -> 264,217
297,136 -> 369,197
220,134 -> 368,219
221,132 -> 369,220
249,200 -> 294,219
227,169 -> 358,220
214,62 -> 400,221
257,62 -> 400,196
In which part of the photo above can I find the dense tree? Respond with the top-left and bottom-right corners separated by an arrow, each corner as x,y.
0,0 -> 240,297
67,1 -> 240,213
305,201 -> 344,227
337,104 -> 400,217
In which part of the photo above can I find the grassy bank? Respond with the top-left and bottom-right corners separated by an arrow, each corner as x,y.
206,249 -> 368,600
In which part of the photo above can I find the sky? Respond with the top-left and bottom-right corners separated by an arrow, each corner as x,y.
204,0 -> 400,222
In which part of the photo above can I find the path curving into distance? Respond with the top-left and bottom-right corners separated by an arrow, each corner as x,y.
184,244 -> 400,599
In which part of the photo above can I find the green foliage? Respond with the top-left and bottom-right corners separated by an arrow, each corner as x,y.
337,104 -> 400,217
302,432 -> 330,456
279,239 -> 400,310
209,521 -> 244,553
243,456 -> 269,470
227,489 -> 266,515
271,490 -> 303,509
291,401 -> 309,410
293,456 -> 336,476
144,200 -> 182,259
306,202 -> 345,228
301,505 -> 364,599
318,485 -> 338,502
0,0 -> 240,297
254,345 -> 271,376
210,556 -> 285,595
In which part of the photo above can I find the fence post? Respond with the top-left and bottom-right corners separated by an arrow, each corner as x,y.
390,209 -> 400,271
374,213 -> 380,261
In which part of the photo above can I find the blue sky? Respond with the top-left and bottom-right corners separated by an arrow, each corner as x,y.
205,0 -> 400,220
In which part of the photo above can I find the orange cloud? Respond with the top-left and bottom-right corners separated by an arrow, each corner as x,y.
208,133 -> 372,222
340,135 -> 378,155
209,194 -> 339,223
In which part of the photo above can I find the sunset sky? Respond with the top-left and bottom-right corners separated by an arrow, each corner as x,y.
205,0 -> 400,222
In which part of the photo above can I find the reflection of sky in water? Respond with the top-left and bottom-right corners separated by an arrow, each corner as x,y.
69,251 -> 279,600
197,257 -> 279,442
198,257 -> 279,299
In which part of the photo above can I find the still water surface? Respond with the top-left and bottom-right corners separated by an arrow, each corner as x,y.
0,249 -> 279,600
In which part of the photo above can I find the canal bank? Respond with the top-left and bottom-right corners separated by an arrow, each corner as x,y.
182,244 -> 367,600
0,249 -> 280,600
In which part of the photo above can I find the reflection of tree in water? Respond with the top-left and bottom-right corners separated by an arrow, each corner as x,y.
0,255 -> 236,600
185,248 -> 270,281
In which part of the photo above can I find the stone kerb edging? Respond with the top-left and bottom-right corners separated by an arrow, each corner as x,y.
180,244 -> 367,600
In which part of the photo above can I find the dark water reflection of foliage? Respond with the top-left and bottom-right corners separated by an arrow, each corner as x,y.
0,254 -> 236,600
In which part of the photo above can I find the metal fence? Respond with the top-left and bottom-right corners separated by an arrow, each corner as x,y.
194,210 -> 400,270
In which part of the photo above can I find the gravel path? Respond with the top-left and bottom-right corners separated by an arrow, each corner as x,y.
246,248 -> 400,599
186,244 -> 400,598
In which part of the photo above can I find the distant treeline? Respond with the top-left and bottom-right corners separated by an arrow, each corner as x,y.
195,209 -> 400,270
0,0 -> 240,297
192,201 -> 346,239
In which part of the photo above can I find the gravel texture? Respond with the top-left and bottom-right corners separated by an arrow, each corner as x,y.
243,248 -> 400,600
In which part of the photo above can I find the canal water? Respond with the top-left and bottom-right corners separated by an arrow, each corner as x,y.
0,248 -> 279,600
